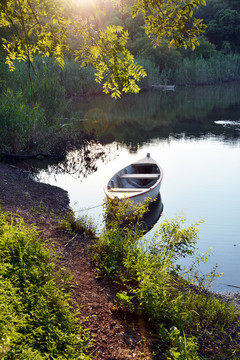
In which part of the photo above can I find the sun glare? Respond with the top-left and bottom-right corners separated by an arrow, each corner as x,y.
75,0 -> 97,5
73,0 -> 100,12
72,0 -> 106,19
78,0 -> 90,3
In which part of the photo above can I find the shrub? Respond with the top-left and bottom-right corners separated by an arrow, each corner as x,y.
60,209 -> 96,237
91,199 -> 240,359
6,57 -> 66,120
0,89 -> 45,153
0,210 -> 92,359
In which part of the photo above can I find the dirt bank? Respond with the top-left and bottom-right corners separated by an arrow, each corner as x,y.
0,162 -> 152,359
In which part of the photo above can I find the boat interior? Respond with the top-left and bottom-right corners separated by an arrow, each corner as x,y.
109,162 -> 160,191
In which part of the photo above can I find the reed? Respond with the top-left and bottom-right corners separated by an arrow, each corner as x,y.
0,89 -> 45,153
172,53 -> 240,85
136,57 -> 161,89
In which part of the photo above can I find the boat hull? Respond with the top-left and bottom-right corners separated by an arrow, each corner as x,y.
104,154 -> 163,207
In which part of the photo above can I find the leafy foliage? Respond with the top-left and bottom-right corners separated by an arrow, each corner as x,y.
0,209 -> 92,359
196,0 -> 240,52
78,25 -> 147,99
91,199 -> 240,359
0,0 -> 206,98
132,0 -> 207,50
0,0 -> 70,71
0,89 -> 45,153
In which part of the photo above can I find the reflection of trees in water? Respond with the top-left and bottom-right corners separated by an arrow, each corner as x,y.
72,82 -> 240,145
58,141 -> 117,179
35,141 -> 118,180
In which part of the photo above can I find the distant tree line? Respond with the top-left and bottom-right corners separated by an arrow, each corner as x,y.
196,0 -> 240,53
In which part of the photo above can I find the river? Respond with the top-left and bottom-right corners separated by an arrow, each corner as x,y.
30,82 -> 240,292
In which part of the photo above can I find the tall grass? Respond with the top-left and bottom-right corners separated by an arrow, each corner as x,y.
4,56 -> 101,115
0,209 -> 92,359
0,89 -> 45,153
0,88 -> 76,155
5,57 -> 67,120
171,53 -> 240,85
61,59 -> 101,97
0,56 -> 103,154
91,199 -> 240,359
2,51 -> 240,114
136,57 -> 161,89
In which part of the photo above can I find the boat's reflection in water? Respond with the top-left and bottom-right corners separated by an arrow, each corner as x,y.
139,193 -> 163,234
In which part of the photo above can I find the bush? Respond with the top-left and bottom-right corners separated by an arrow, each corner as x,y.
7,57 -> 66,120
0,210 -> 92,359
91,199 -> 240,359
60,209 -> 96,237
0,89 -> 45,153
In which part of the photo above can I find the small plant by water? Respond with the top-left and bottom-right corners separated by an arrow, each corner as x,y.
60,209 -> 96,237
91,198 -> 240,359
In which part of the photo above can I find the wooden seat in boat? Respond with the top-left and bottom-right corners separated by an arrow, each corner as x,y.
108,187 -> 146,192
119,173 -> 159,179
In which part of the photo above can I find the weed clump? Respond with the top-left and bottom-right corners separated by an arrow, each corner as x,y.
91,198 -> 240,359
60,210 -> 96,237
0,209 -> 92,359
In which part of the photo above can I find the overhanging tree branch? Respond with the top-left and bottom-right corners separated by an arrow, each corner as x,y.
0,0 -> 206,98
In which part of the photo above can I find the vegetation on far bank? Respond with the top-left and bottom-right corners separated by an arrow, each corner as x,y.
1,0 -> 240,99
1,50 -> 240,156
1,1 -> 240,155
0,0 -> 206,99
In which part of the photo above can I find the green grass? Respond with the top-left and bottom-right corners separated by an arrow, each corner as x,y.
168,53 -> 240,86
0,89 -> 45,153
91,198 -> 240,359
0,209 -> 92,359
0,56 -> 98,155
59,209 -> 96,237
1,199 -> 239,359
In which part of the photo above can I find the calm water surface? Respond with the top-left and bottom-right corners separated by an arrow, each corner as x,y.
33,83 -> 240,292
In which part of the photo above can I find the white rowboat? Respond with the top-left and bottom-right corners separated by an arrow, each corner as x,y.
104,153 -> 163,206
